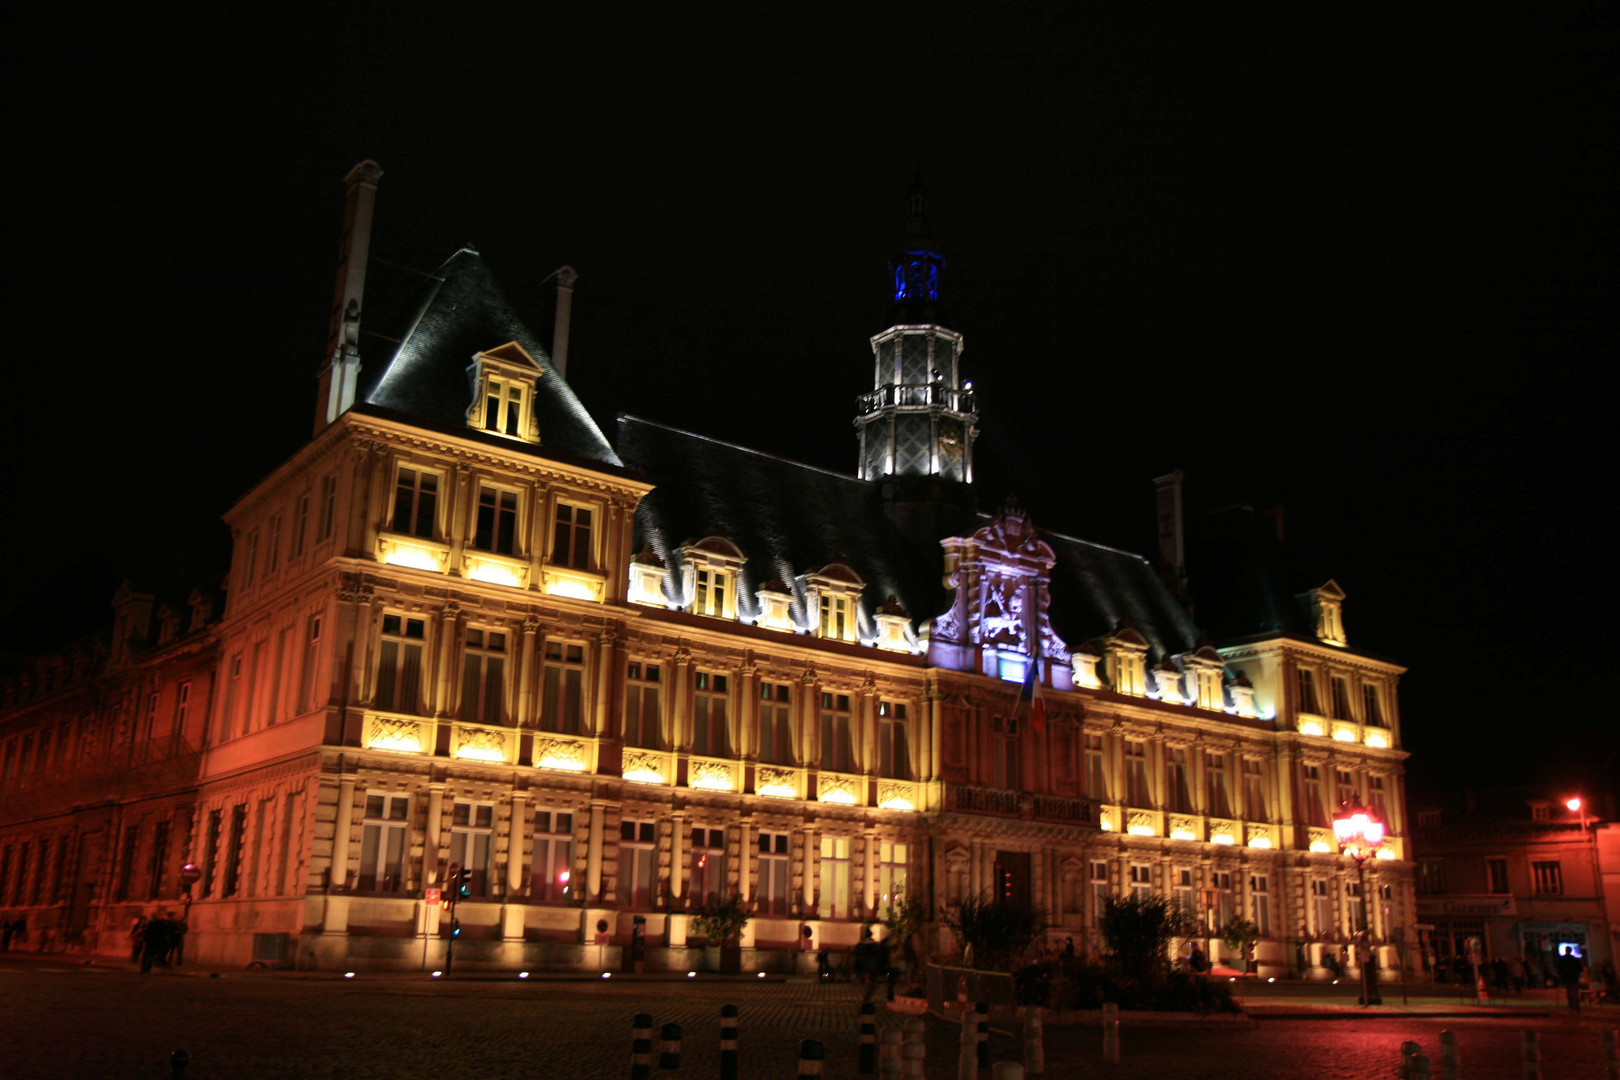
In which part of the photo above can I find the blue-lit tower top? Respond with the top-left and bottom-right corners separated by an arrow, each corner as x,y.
855,181 -> 978,484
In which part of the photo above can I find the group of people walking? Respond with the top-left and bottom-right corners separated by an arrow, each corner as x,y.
129,915 -> 187,973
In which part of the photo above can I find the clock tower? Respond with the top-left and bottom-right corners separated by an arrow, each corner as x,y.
854,181 -> 979,484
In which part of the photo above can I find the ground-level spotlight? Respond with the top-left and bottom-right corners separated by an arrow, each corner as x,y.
1331,979 -> 1339,985
602,972 -> 611,979
518,971 -> 529,979
687,971 -> 696,978
1229,977 -> 1236,983
757,972 -> 766,978
344,972 -> 356,979
1267,977 -> 1276,983
431,971 -> 443,978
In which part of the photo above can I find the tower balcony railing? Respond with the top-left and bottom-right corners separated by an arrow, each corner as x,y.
856,384 -> 976,415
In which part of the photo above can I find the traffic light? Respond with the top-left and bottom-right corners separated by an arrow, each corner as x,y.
1001,869 -> 1014,900
457,867 -> 472,898
451,918 -> 461,938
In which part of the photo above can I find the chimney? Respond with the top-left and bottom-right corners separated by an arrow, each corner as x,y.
550,265 -> 578,380
315,160 -> 383,435
1153,470 -> 1186,591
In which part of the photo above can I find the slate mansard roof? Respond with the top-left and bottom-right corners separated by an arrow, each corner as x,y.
359,247 -> 622,468
617,416 -> 1202,662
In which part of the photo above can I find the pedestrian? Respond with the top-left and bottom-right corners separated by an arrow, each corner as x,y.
1,919 -> 11,952
1062,937 -> 1075,960
130,916 -> 148,963
165,917 -> 187,967
816,947 -> 832,982
1599,958 -> 1617,1001
139,916 -> 169,974
1553,948 -> 1583,1012
1189,942 -> 1209,974
1506,955 -> 1526,995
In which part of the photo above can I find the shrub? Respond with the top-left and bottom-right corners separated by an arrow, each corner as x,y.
943,893 -> 1049,971
691,896 -> 751,945
1013,957 -> 1240,1014
1099,894 -> 1181,980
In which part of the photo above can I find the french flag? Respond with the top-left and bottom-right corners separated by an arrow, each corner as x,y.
1019,657 -> 1047,735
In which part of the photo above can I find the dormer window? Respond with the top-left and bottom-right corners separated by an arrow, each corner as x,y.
677,535 -> 746,620
802,562 -> 864,644
1102,628 -> 1149,696
465,342 -> 542,444
1312,580 -> 1347,647
820,595 -> 850,639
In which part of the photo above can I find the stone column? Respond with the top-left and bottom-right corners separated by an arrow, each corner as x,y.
969,839 -> 983,899
802,825 -> 818,914
330,776 -> 357,890
669,810 -> 686,902
447,465 -> 470,576
516,616 -> 538,728
424,783 -> 446,885
594,629 -> 617,738
737,661 -> 757,761
737,818 -> 753,902
586,801 -> 607,901
507,791 -> 528,895
802,671 -> 819,768
863,828 -> 878,915
435,604 -> 461,716
672,650 -> 692,750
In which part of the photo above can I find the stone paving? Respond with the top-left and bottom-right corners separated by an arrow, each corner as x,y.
0,958 -> 1613,1079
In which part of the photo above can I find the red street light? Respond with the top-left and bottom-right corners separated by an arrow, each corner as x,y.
1566,797 -> 1582,813
1332,795 -> 1385,1007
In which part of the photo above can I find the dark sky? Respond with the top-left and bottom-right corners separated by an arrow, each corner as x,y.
3,7 -> 1614,792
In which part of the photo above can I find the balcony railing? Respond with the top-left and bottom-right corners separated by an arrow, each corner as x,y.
944,784 -> 1021,817
856,384 -> 976,415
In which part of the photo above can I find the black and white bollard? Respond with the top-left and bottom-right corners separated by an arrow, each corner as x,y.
1101,1002 -> 1120,1065
1439,1029 -> 1460,1080
631,1013 -> 655,1080
975,1001 -> 990,1072
991,1064 -> 1025,1080
170,1049 -> 190,1080
902,1018 -> 926,1079
799,1039 -> 825,1079
659,1023 -> 683,1071
859,1001 -> 878,1074
959,1001 -> 978,1080
1399,1040 -> 1421,1080
1520,1029 -> 1541,1080
1022,1006 -> 1044,1077
1410,1052 -> 1432,1080
880,1028 -> 902,1080
1603,1029 -> 1618,1080
720,1005 -> 739,1080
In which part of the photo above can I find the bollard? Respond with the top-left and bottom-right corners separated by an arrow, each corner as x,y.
1022,1007 -> 1044,1077
1101,1002 -> 1120,1065
959,1000 -> 978,1080
1603,1029 -> 1619,1080
880,1028 -> 902,1080
1399,1040 -> 1421,1080
975,1001 -> 991,1071
799,1039 -> 825,1079
659,1022 -> 683,1071
991,1064 -> 1025,1080
859,1001 -> 878,1074
902,1018 -> 926,1079
632,1013 -> 656,1080
170,1049 -> 190,1080
1410,1052 -> 1432,1080
1439,1029 -> 1460,1080
1520,1029 -> 1541,1080
720,1004 -> 739,1080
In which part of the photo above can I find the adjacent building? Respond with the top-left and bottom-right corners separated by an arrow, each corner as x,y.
0,163 -> 1416,976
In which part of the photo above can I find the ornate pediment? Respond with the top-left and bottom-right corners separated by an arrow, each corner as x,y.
929,502 -> 1068,661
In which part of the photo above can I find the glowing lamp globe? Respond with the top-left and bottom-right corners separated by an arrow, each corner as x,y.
1566,797 -> 1582,813
1332,795 -> 1385,862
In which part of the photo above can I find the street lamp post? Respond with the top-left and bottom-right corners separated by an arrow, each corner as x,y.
1333,796 -> 1385,1007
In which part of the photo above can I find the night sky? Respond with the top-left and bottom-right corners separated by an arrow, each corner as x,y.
4,8 -> 1614,793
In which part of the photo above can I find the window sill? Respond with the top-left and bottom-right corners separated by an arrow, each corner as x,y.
377,532 -> 450,573
541,565 -> 605,602
464,549 -> 529,588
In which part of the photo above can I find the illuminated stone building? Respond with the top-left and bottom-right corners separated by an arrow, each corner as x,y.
0,164 -> 1415,976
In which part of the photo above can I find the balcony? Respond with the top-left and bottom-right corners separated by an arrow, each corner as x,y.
943,784 -> 1021,817
856,384 -> 977,416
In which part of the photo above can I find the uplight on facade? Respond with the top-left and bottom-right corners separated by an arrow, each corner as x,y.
383,546 -> 443,573
467,561 -> 523,587
819,788 -> 858,806
536,753 -> 587,773
1170,828 -> 1196,841
758,782 -> 796,799
1364,731 -> 1389,748
1309,840 -> 1332,853
1247,836 -> 1272,849
1298,719 -> 1325,737
544,578 -> 598,601
623,768 -> 666,785
1332,727 -> 1356,742
1127,824 -> 1156,837
368,730 -> 423,753
879,794 -> 916,811
1376,848 -> 1396,861
1211,834 -> 1234,845
454,744 -> 506,763
691,774 -> 735,792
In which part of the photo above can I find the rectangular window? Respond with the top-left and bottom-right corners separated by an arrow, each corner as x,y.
818,836 -> 851,919
689,827 -> 728,904
275,792 -> 296,897
819,692 -> 853,773
1210,870 -> 1234,931
1174,867 -> 1195,920
1486,857 -> 1509,895
694,568 -> 728,617
1362,683 -> 1383,726
1368,774 -> 1387,818
241,529 -> 260,589
1243,758 -> 1266,821
1416,859 -> 1447,895
1165,747 -> 1191,812
1345,881 -> 1365,932
30,839 -> 49,905
291,493 -> 309,558
877,840 -> 908,909
531,810 -> 575,902
115,825 -> 139,901
819,594 -> 851,640
147,820 -> 170,900
1125,739 -> 1149,807
993,717 -> 1020,790
318,474 -> 337,540
484,377 -> 526,437
619,819 -> 657,908
624,661 -> 662,749
1089,861 -> 1110,928
460,629 -> 507,725
473,487 -> 519,555
266,514 -> 283,574
757,681 -> 793,765
358,793 -> 409,893
374,615 -> 426,714
1335,769 -> 1356,808
1250,874 -> 1271,936
756,831 -> 791,916
14,844 -> 31,907
1085,734 -> 1108,800
878,701 -> 910,780
298,613 -> 324,712
223,654 -> 244,742
1205,752 -> 1230,818
201,809 -> 223,897
1302,765 -> 1327,828
0,846 -> 12,908
692,672 -> 729,757
1329,676 -> 1351,720
1310,879 -> 1332,936
1129,863 -> 1153,900
449,802 -> 494,897
391,467 -> 438,538
1297,668 -> 1318,712
223,804 -> 247,898
552,504 -> 592,571
1531,860 -> 1563,895
539,641 -> 583,734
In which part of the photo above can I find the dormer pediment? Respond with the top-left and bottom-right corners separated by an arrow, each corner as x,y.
1309,579 -> 1348,646
801,561 -> 864,643
677,534 -> 747,619
466,341 -> 543,444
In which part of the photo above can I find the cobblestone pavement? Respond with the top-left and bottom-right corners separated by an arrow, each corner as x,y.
0,959 -> 1613,1079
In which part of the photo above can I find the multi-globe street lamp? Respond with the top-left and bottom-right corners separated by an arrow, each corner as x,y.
1333,795 -> 1385,1006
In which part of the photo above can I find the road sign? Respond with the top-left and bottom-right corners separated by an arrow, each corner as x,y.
179,863 -> 201,886
425,888 -> 441,907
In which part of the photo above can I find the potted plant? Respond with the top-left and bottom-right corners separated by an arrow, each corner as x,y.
692,896 -> 752,973
882,894 -> 932,988
1221,917 -> 1260,974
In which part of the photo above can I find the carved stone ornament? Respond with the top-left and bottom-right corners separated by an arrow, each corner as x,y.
533,737 -> 586,769
1126,811 -> 1154,833
876,780 -> 914,808
372,716 -> 424,746
623,750 -> 664,777
689,758 -> 734,788
819,773 -> 858,801
1169,814 -> 1197,835
456,727 -> 509,758
944,845 -> 971,870
757,766 -> 797,794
